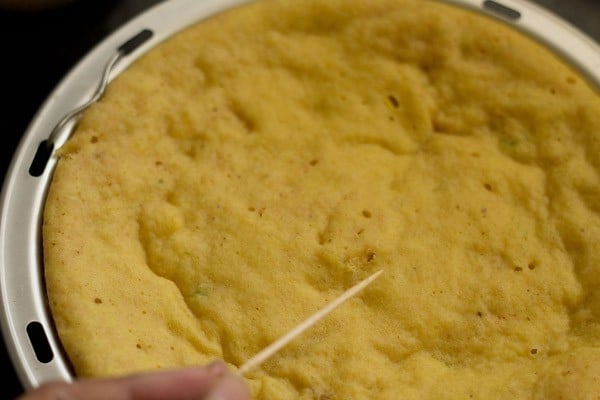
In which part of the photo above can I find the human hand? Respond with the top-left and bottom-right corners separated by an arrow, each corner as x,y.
17,360 -> 250,400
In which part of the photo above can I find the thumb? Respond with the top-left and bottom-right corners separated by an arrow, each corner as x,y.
18,361 -> 249,400
204,372 -> 251,400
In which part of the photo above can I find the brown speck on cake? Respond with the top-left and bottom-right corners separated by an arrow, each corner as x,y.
366,251 -> 376,262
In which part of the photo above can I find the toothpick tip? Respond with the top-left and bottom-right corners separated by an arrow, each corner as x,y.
237,269 -> 384,375
362,269 -> 384,285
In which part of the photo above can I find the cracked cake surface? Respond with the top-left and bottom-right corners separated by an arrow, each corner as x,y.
43,0 -> 600,398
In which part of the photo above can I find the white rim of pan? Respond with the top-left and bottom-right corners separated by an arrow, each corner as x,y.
0,0 -> 598,391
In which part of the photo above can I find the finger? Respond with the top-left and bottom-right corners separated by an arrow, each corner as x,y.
19,361 -> 231,400
125,361 -> 229,400
204,373 -> 250,400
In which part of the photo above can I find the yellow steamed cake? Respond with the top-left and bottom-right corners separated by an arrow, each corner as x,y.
43,0 -> 600,398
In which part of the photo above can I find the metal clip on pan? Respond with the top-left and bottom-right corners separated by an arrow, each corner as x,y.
30,29 -> 153,177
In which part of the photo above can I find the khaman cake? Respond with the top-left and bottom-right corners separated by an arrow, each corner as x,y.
43,0 -> 600,398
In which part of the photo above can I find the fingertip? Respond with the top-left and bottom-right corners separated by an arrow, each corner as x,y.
205,373 -> 250,400
121,362 -> 233,399
206,360 -> 228,377
17,381 -> 72,400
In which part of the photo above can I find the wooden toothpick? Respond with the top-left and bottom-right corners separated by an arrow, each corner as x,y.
237,270 -> 383,375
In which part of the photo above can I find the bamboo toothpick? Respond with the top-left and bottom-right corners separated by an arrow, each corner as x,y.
237,270 -> 383,375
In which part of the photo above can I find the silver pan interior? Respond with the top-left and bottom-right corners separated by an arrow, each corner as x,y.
1,0 -> 599,391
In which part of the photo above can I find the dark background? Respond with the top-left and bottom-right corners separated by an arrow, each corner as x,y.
0,0 -> 598,398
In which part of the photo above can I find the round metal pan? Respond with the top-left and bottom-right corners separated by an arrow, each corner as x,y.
1,0 -> 599,391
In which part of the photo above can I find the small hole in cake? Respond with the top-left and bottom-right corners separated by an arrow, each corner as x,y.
309,159 -> 319,166
94,298 -> 102,304
366,251 -> 376,262
530,348 -> 538,355
514,267 -> 523,272
483,183 -> 492,191
528,262 -> 536,270
362,210 -> 372,218
388,95 -> 399,108
432,118 -> 446,134
90,136 -> 98,143
248,206 -> 256,212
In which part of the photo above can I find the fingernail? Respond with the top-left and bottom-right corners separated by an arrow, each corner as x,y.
205,374 -> 250,400
206,360 -> 227,377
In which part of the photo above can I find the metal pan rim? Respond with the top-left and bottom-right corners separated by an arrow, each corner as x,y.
1,0 -> 598,391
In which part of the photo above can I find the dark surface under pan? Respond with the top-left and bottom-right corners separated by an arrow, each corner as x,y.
0,0 -> 598,398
